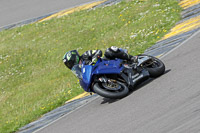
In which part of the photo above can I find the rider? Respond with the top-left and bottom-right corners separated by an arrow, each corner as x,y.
63,46 -> 137,79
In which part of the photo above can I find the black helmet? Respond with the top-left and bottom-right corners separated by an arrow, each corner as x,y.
63,50 -> 80,69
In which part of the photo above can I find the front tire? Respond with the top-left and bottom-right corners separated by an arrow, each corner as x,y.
93,81 -> 129,99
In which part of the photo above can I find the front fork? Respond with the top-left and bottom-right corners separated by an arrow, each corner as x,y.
93,67 -> 149,89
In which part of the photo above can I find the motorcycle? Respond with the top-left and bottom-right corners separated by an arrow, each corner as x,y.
72,54 -> 165,99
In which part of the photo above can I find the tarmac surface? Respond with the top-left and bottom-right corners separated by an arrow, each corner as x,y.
0,0 -> 98,28
1,0 -> 200,132
37,30 -> 200,133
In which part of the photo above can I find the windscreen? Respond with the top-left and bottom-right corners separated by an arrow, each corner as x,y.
71,64 -> 82,80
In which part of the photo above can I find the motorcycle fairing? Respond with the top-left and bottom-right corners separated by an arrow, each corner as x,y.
80,59 -> 124,92
80,65 -> 93,92
92,59 -> 124,75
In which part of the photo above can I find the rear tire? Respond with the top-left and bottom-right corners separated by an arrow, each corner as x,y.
93,81 -> 129,99
141,55 -> 165,78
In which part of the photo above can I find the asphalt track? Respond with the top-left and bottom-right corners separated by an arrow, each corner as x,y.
0,0 -> 97,28
2,0 -> 200,132
36,30 -> 200,133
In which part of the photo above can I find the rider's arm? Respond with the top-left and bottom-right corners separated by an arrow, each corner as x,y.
81,50 -> 102,65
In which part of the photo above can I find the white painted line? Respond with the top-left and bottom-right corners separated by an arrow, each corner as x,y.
32,29 -> 200,133
33,95 -> 100,133
160,29 -> 200,59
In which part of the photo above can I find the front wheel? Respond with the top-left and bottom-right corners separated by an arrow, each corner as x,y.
93,81 -> 129,99
140,55 -> 165,78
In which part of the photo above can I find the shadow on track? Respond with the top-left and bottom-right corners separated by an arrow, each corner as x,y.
100,69 -> 171,104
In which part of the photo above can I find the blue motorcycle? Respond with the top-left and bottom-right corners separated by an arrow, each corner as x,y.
72,54 -> 165,99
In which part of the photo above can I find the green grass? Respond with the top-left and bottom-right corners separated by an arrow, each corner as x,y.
0,0 -> 181,132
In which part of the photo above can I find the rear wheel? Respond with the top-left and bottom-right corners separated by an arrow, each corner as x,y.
93,80 -> 129,99
140,55 -> 165,78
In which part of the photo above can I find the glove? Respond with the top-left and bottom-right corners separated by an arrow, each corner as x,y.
89,56 -> 100,65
